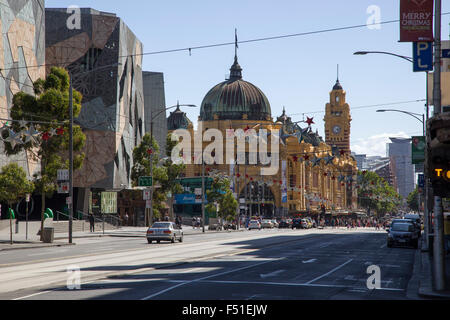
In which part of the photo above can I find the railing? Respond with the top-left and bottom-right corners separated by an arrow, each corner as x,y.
77,211 -> 122,230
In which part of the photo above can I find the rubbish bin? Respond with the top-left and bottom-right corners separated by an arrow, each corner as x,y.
42,227 -> 54,243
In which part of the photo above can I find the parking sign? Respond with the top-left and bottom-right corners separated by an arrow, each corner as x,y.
413,42 -> 433,72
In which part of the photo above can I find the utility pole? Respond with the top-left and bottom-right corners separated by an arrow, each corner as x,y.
69,75 -> 73,244
432,0 -> 446,292
201,149 -> 205,233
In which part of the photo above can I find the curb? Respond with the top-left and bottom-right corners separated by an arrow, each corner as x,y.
0,242 -> 75,252
417,239 -> 450,299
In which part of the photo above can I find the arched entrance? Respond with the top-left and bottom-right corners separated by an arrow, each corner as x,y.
239,182 -> 276,218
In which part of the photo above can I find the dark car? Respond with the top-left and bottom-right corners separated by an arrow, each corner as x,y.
278,219 -> 291,229
387,222 -> 419,249
292,218 -> 305,230
390,219 -> 421,238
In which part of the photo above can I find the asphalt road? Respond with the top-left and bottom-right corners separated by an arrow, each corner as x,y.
0,228 -> 419,300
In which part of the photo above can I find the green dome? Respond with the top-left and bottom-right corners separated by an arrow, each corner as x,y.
200,57 -> 272,121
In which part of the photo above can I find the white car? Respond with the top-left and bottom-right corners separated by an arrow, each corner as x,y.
248,220 -> 262,230
147,222 -> 183,244
261,220 -> 274,229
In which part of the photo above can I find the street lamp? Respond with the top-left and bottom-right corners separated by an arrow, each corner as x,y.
147,102 -> 198,227
354,50 -> 431,251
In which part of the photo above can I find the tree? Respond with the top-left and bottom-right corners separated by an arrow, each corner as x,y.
2,67 -> 86,239
0,164 -> 34,244
205,175 -> 238,222
407,188 -> 419,212
357,171 -> 401,217
131,133 -> 185,221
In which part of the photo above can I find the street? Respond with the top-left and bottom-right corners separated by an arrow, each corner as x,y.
0,228 -> 419,300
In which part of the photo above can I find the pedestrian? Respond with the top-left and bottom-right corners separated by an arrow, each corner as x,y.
89,213 -> 95,232
192,217 -> 196,229
123,211 -> 129,226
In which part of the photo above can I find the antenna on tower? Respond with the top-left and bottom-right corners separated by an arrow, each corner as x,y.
337,64 -> 340,82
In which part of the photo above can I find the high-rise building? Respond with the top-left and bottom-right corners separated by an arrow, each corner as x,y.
45,8 -> 145,213
0,0 -> 45,177
143,71 -> 167,157
388,138 -> 415,199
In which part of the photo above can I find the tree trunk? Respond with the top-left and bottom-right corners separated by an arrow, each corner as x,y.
40,192 -> 45,242
169,195 -> 174,221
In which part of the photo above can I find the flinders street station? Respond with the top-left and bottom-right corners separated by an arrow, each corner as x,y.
168,53 -> 358,218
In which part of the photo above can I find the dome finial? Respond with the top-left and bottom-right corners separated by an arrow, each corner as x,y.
229,29 -> 243,80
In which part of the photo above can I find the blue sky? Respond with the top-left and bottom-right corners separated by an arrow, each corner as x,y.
46,0 -> 450,157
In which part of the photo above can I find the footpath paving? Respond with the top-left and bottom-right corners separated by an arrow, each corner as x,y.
416,237 -> 450,299
0,225 -> 244,251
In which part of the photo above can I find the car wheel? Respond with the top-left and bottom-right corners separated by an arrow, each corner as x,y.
179,235 -> 183,243
171,236 -> 176,243
157,240 -> 161,244
147,239 -> 152,244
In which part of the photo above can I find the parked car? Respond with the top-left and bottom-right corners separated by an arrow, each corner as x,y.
223,221 -> 237,230
390,218 -> 421,238
261,219 -> 274,229
305,217 -> 316,228
278,219 -> 291,229
147,222 -> 183,244
248,220 -> 262,230
271,220 -> 279,228
387,221 -> 419,249
292,218 -> 308,229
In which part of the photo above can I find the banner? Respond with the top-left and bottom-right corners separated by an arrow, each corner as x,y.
412,136 -> 426,164
400,0 -> 434,42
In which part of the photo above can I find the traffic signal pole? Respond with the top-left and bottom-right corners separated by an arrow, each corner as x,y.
432,0 -> 446,292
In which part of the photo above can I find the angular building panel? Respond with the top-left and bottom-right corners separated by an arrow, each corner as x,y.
45,8 -> 144,192
0,0 -> 45,176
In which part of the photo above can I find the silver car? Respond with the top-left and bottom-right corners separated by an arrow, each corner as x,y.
147,222 -> 183,244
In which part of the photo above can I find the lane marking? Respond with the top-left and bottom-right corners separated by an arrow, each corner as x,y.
302,259 -> 317,264
260,270 -> 285,279
141,259 -> 278,300
305,259 -> 353,285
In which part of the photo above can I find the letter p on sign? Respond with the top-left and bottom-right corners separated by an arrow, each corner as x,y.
413,42 -> 433,72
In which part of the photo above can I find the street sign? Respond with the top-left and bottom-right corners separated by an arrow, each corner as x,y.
413,42 -> 433,72
143,190 -> 151,200
57,182 -> 69,194
418,174 -> 425,188
57,169 -> 69,181
138,176 -> 153,187
146,200 -> 151,209
443,49 -> 450,59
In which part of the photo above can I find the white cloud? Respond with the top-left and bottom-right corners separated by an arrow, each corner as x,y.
351,132 -> 410,157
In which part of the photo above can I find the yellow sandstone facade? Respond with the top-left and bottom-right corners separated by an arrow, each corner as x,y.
168,55 -> 358,217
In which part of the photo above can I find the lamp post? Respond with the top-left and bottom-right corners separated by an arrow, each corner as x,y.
354,50 -> 431,251
147,103 -> 197,226
376,109 -> 429,245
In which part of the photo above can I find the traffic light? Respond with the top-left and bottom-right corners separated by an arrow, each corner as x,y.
427,114 -> 450,197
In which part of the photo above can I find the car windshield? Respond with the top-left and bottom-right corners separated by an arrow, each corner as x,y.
152,223 -> 171,229
391,223 -> 414,232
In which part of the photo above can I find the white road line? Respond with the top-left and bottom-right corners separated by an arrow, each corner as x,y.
305,259 -> 353,285
380,244 -> 387,249
141,259 -> 278,300
13,291 -> 53,300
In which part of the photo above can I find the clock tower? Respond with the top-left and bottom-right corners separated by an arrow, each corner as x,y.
324,78 -> 352,154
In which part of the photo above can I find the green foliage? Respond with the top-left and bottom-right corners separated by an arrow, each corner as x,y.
4,67 -> 85,199
205,175 -> 237,221
0,163 -> 34,206
357,171 -> 401,216
407,188 -> 419,212
131,133 -> 160,186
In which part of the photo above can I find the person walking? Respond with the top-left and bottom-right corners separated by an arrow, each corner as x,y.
123,211 -> 129,227
89,213 -> 95,232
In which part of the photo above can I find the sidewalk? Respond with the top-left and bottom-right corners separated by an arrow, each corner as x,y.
0,225 -> 245,252
416,238 -> 450,299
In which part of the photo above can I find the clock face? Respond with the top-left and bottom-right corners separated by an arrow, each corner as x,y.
333,125 -> 342,134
